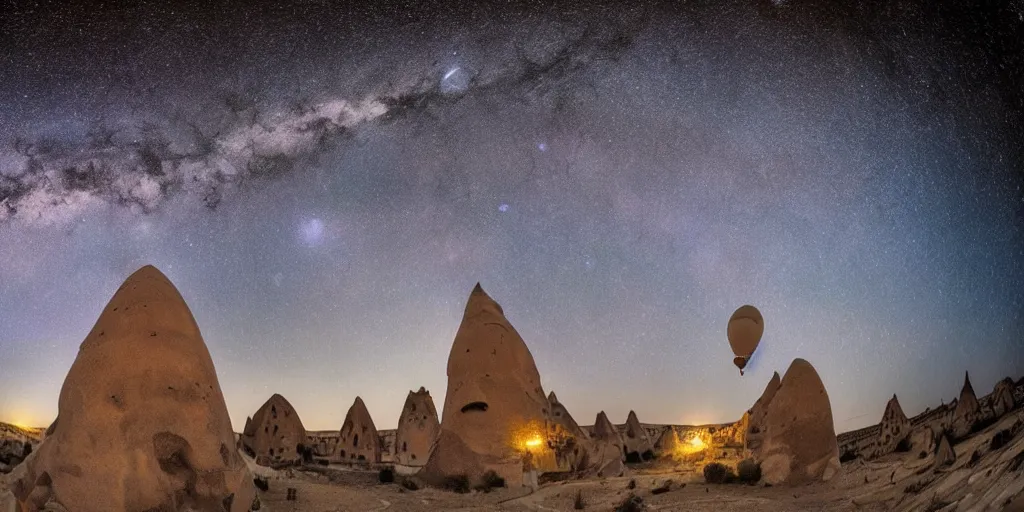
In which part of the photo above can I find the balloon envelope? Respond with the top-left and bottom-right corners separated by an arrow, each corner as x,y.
727,305 -> 764,362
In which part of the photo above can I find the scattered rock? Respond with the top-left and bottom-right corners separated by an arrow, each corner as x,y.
651,479 -> 672,495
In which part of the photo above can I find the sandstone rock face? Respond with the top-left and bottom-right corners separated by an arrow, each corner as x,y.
933,433 -> 955,468
547,392 -> 592,473
548,392 -> 587,440
421,284 -> 556,488
990,377 -> 1017,419
653,427 -> 685,460
950,372 -> 980,439
623,411 -> 654,461
909,425 -> 935,459
242,394 -> 307,466
745,371 -> 781,455
752,359 -> 840,486
588,411 -> 626,478
339,397 -> 381,463
9,265 -> 255,512
393,387 -> 439,467
871,394 -> 911,458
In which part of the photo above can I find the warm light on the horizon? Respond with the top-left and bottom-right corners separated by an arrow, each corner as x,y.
688,436 -> 705,450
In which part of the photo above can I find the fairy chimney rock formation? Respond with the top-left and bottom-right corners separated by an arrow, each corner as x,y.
934,434 -> 955,468
990,377 -> 1017,419
339,397 -> 381,462
623,410 -> 654,460
745,371 -> 782,454
654,427 -> 682,457
394,387 -> 440,467
548,392 -> 588,439
9,265 -> 255,512
589,411 -> 627,478
872,394 -> 911,458
421,284 -> 555,488
752,358 -> 840,486
547,391 -> 592,472
909,426 -> 935,458
950,372 -> 980,439
242,394 -> 307,465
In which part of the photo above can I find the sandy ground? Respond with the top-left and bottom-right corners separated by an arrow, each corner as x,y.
254,410 -> 1024,512
2,410 -> 1021,511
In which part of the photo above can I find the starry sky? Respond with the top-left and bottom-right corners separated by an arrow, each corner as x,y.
1,0 -> 1022,435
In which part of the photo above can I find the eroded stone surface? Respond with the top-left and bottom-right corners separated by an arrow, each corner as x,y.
394,387 -> 440,467
242,393 -> 307,466
420,284 -> 556,488
752,358 -> 840,485
950,372 -> 980,439
9,265 -> 255,512
339,397 -> 382,463
623,411 -> 654,461
745,371 -> 781,455
871,395 -> 911,458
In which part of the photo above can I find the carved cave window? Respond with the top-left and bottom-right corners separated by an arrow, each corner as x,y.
461,402 -> 488,413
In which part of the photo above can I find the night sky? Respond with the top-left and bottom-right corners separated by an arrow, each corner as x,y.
1,0 -> 1022,435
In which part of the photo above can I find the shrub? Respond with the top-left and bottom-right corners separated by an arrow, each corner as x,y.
641,450 -> 655,461
614,493 -> 644,512
627,478 -> 636,489
736,459 -> 761,484
378,468 -> 395,484
474,470 -> 505,492
702,462 -> 735,484
400,477 -> 420,491
573,489 -> 586,509
443,474 -> 470,494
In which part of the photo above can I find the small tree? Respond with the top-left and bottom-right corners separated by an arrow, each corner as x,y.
736,459 -> 761,484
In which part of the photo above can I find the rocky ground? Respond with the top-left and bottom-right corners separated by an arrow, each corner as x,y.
2,409 -> 1022,511
251,410 -> 1024,512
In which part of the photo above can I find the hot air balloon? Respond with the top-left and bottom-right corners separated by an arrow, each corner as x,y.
727,305 -> 763,376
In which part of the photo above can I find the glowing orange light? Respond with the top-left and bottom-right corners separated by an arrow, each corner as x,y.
524,437 -> 543,448
688,436 -> 705,449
